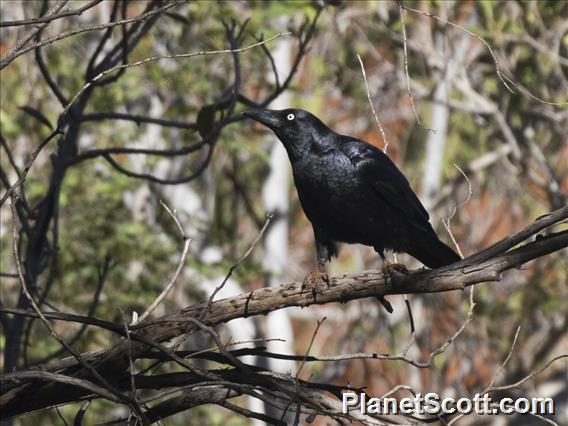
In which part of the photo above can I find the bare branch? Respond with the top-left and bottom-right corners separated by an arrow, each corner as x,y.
0,1 -> 187,69
8,199 -> 150,424
487,326 -> 522,389
62,32 -> 292,124
136,201 -> 191,324
297,317 -> 326,378
357,54 -> 389,153
448,326 -> 522,425
78,112 -> 198,130
399,2 -> 567,106
1,371 -> 121,403
0,1 -> 102,28
0,1 -> 68,70
1,32 -> 292,203
398,1 -> 432,131
488,354 -> 568,393
0,128 -> 63,208
205,214 -> 271,309
442,163 -> 471,259
2,207 -> 564,419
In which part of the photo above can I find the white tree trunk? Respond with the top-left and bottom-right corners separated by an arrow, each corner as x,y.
262,30 -> 295,373
421,25 -> 471,218
420,34 -> 451,213
252,22 -> 297,424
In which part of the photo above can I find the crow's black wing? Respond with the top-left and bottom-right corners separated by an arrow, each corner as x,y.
338,137 -> 431,232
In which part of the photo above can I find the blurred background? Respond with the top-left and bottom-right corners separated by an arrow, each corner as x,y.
1,1 -> 567,424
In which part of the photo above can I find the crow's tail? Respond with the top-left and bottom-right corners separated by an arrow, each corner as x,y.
408,237 -> 461,269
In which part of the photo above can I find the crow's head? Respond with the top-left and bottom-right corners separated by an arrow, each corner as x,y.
242,108 -> 332,156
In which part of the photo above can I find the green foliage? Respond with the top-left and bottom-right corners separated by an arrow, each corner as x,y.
1,0 -> 566,423
58,165 -> 176,312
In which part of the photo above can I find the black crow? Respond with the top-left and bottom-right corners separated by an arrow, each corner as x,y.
243,108 -> 460,276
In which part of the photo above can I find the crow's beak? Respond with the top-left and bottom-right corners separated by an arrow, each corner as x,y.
242,108 -> 280,129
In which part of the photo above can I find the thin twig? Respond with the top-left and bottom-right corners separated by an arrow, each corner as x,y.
527,413 -> 559,426
181,317 -> 251,372
297,318 -> 326,379
9,199 -> 149,423
356,54 -> 389,153
487,325 -> 522,389
400,295 -> 416,355
205,214 -> 272,310
286,318 -> 328,426
448,325 -> 522,425
0,1 -> 187,69
222,400 -> 286,426
55,406 -> 68,426
136,201 -> 191,324
286,286 -> 476,369
380,384 -> 415,400
442,163 -> 472,259
488,354 -> 568,393
123,314 -> 137,400
423,286 -> 475,365
79,112 -> 198,130
0,1 -> 68,69
0,0 -> 103,27
398,2 -> 431,131
62,32 -> 291,126
0,129 -> 63,207
399,2 -> 566,106
159,199 -> 186,238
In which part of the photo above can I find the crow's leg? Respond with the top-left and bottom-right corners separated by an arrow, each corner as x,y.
376,247 -> 408,275
306,228 -> 337,286
301,230 -> 335,300
373,247 -> 402,314
301,257 -> 330,301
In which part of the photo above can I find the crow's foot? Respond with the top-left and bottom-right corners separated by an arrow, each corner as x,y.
381,262 -> 408,276
377,250 -> 408,276
302,270 -> 329,289
301,270 -> 329,302
378,260 -> 407,314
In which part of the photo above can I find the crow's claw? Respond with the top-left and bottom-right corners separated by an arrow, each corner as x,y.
301,270 -> 329,302
302,270 -> 330,290
381,262 -> 408,276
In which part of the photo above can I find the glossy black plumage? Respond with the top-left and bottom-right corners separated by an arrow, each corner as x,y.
243,108 -> 460,269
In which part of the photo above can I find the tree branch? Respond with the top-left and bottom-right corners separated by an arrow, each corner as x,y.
0,1 -> 186,69
0,1 -> 102,28
1,207 -> 566,419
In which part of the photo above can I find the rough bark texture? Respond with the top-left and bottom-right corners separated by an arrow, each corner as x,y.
1,207 -> 566,418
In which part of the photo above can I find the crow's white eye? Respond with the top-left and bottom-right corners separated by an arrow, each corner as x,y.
286,113 -> 295,121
